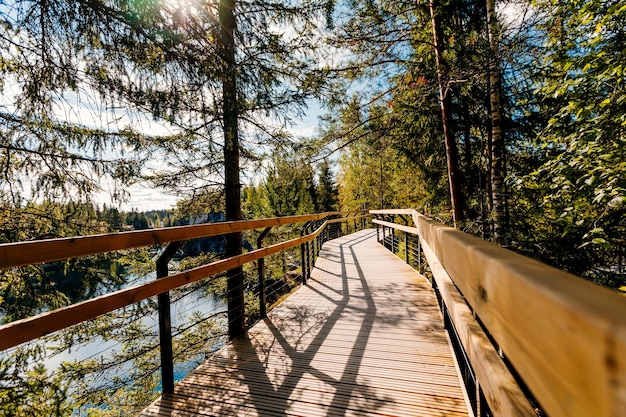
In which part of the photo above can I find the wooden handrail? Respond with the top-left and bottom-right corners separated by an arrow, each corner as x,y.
0,211 -> 364,268
371,210 -> 626,417
0,212 -> 370,351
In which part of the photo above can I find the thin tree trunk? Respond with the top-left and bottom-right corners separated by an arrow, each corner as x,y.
379,156 -> 384,209
485,88 -> 494,236
486,0 -> 506,240
462,100 -> 474,199
429,0 -> 463,227
219,0 -> 244,339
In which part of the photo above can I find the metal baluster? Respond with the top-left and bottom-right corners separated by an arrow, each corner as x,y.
257,227 -> 272,318
299,229 -> 307,286
404,232 -> 409,264
418,237 -> 422,274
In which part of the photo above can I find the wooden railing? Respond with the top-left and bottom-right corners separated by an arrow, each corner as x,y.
371,209 -> 626,417
0,211 -> 370,393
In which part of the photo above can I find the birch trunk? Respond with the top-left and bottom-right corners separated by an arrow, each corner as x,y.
486,0 -> 506,240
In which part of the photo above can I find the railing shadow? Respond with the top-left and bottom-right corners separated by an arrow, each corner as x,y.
227,229 -> 391,416
154,228 -> 456,416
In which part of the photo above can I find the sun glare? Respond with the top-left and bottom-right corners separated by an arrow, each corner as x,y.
161,0 -> 216,28
164,0 -> 207,15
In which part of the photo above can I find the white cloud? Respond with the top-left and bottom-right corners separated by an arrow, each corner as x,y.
96,183 -> 180,212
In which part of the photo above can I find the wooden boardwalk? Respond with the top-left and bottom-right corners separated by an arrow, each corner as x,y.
139,229 -> 469,417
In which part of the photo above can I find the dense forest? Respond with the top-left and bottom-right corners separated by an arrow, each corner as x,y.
0,0 -> 624,415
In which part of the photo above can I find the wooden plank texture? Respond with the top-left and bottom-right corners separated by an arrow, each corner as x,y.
372,218 -> 536,416
373,209 -> 626,417
138,229 -> 469,417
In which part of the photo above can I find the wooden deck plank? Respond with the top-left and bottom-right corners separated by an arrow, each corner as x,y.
181,369 -> 467,399
138,229 -> 469,417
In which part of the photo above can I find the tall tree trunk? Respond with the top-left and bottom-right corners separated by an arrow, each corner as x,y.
219,0 -> 244,339
485,88 -> 494,237
462,100 -> 474,199
429,0 -> 464,227
486,0 -> 506,240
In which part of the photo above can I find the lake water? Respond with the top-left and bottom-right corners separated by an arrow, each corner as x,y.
0,270 -> 227,405
43,284 -> 226,373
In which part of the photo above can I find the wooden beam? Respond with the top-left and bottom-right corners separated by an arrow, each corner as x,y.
421,235 -> 536,416
0,212 -> 365,269
373,210 -> 626,417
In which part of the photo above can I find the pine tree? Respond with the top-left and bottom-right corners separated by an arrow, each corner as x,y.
316,161 -> 339,212
263,150 -> 318,217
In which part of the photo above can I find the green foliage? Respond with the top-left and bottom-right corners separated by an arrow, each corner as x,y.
242,185 -> 268,219
509,0 -> 626,284
337,137 -> 434,211
243,146 -> 334,218
315,161 -> 339,212
264,159 -> 316,217
0,202 -> 137,323
332,0 -> 625,287
125,211 -> 150,230
0,200 -> 226,416
323,0 -> 496,225
2,0 -> 626,416
3,0 -> 329,414
0,355 -> 71,417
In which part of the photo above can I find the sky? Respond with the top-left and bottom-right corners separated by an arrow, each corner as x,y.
115,101 -> 324,212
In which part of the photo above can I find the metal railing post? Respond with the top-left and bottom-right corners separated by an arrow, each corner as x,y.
382,225 -> 386,246
417,237 -> 422,273
156,241 -> 182,395
384,226 -> 388,248
306,225 -> 315,279
257,227 -> 272,318
319,219 -> 324,252
390,215 -> 396,253
306,225 -> 312,281
404,232 -> 409,264
303,222 -> 311,283
300,229 -> 307,286
383,220 -> 388,249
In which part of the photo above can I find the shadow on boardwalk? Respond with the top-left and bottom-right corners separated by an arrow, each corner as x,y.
140,229 -> 468,417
